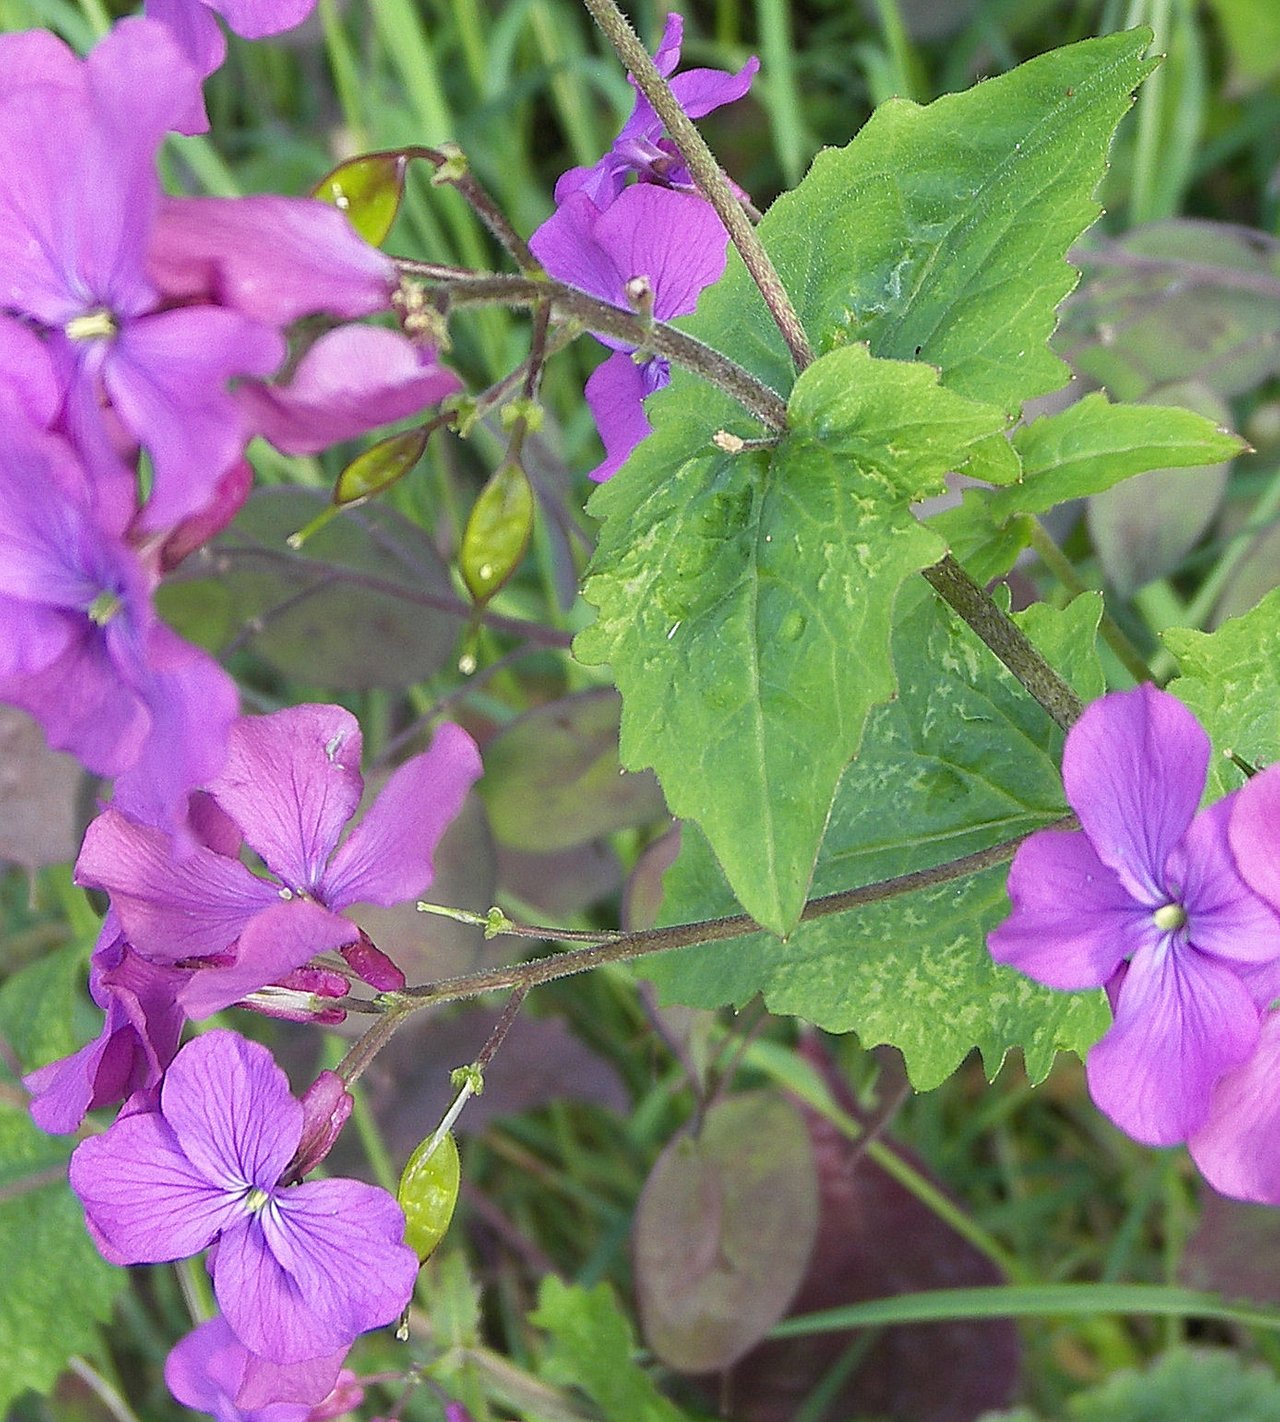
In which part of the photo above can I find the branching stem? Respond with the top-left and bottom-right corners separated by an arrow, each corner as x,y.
394,261 -> 788,430
335,819 -> 1074,1078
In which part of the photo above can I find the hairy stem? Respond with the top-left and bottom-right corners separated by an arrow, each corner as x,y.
922,554 -> 1085,731
578,0 -> 814,372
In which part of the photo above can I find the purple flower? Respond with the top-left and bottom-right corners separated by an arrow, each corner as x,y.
75,705 -> 481,1016
0,420 -> 238,830
165,1315 -> 356,1421
71,1030 -> 419,1364
988,685 -> 1280,1146
529,183 -> 728,481
554,13 -> 758,207
236,325 -> 461,456
0,19 -> 287,534
23,912 -> 186,1135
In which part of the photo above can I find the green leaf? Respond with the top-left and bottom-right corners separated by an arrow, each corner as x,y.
0,941 -> 97,1072
578,346 -> 1005,936
1165,586 -> 1280,798
0,956 -> 125,1412
159,490 -> 459,691
1070,1348 -> 1280,1422
642,591 -> 1111,1089
531,1278 -> 692,1422
983,391 -> 1244,520
1086,383 -> 1235,596
686,28 -> 1156,411
579,32 -> 1156,935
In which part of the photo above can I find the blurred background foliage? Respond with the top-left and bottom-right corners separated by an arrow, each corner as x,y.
3,0 -> 1280,1419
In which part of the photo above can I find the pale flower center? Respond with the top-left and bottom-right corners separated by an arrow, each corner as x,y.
1153,902 -> 1187,933
87,591 -> 123,626
243,1187 -> 271,1214
64,308 -> 118,342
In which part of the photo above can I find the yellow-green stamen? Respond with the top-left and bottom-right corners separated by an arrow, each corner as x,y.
244,1187 -> 271,1214
64,309 -> 118,342
87,591 -> 123,626
1153,902 -> 1187,933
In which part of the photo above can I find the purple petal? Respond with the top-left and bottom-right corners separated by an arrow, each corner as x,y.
237,1348 -> 350,1414
584,350 -> 662,483
143,0 -> 225,125
529,192 -> 622,307
552,158 -> 622,208
321,721 -> 481,910
108,620 -> 241,839
161,1030 -> 301,1192
209,0 -> 317,39
175,899 -> 359,1019
1189,1012 -> 1280,1202
988,828 -> 1147,989
237,324 -> 461,456
165,1316 -> 325,1421
214,1177 -> 416,1363
1062,686 -> 1209,903
0,316 -> 62,427
1229,764 -> 1280,915
0,423 -> 117,609
0,19 -> 197,321
1086,943 -> 1260,1146
337,934 -> 404,991
26,937 -> 186,1134
149,195 -> 396,325
0,29 -> 80,92
212,1180 -> 413,1363
1173,794 -> 1280,964
75,807 -> 278,962
650,12 -> 683,76
159,459 -> 254,573
209,705 -> 364,894
286,1072 -> 352,1182
0,606 -> 150,780
84,16 -> 206,154
104,307 -> 284,534
591,184 -> 729,322
70,1109 -> 242,1262
669,56 -> 760,120
0,46 -> 155,323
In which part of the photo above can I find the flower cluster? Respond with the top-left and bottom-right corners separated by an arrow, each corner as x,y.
4,12 -> 482,1418
529,14 -> 757,481
30,699 -> 481,1415
0,17 -> 459,833
989,685 -> 1280,1198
